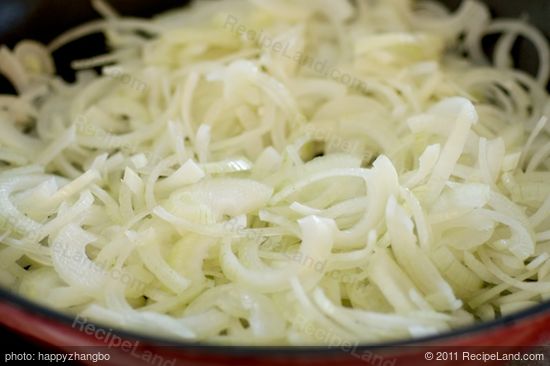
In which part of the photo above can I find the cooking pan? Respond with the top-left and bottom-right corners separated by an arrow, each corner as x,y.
0,1 -> 549,365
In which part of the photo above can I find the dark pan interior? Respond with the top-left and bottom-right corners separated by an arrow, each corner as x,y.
0,0 -> 550,351
2,0 -> 550,44
0,0 -> 549,87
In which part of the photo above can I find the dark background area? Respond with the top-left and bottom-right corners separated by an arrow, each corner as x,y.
1,0 -> 550,45
0,0 -> 549,88
0,0 -> 186,45
0,0 -> 549,363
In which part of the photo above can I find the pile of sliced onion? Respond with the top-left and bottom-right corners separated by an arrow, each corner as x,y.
0,0 -> 550,345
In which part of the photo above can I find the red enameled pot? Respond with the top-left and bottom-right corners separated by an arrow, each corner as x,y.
1,1 -> 549,365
